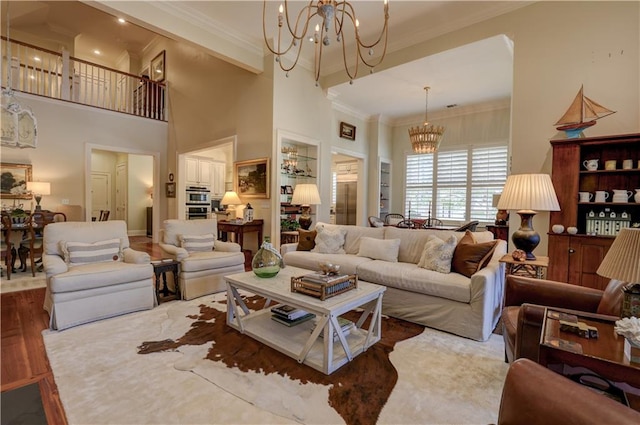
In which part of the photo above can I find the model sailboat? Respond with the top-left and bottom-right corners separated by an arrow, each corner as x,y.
555,85 -> 615,138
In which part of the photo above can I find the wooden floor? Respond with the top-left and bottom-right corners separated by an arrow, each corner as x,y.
0,236 -> 205,424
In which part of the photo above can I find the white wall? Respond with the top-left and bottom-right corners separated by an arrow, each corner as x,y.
128,154 -> 153,234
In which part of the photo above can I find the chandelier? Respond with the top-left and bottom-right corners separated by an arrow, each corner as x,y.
262,0 -> 390,85
408,86 -> 444,154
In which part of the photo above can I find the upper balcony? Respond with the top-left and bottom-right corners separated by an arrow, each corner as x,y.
1,36 -> 167,122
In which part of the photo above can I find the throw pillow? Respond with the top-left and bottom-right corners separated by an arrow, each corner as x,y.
451,236 -> 498,278
357,237 -> 401,262
60,238 -> 122,264
179,233 -> 215,252
417,235 -> 458,273
311,225 -> 346,254
459,230 -> 476,245
296,229 -> 317,251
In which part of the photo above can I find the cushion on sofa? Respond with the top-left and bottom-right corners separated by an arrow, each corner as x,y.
179,233 -> 215,252
451,232 -> 497,278
417,235 -> 457,273
283,251 -> 372,275
296,229 -> 317,251
312,224 -> 346,254
60,238 -> 122,265
357,237 -> 401,262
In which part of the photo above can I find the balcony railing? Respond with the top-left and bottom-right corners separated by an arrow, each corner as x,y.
1,36 -> 167,121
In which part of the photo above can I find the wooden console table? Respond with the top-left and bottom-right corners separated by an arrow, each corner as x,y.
218,219 -> 264,252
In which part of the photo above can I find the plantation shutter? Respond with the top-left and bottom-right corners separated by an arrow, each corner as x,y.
470,146 -> 508,222
435,150 -> 468,220
405,154 -> 433,218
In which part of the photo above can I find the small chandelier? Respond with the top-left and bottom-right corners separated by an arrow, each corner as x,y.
408,86 -> 444,154
263,0 -> 390,86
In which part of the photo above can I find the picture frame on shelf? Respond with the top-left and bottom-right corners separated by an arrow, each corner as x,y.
285,185 -> 293,195
165,182 -> 176,198
0,163 -> 33,199
339,121 -> 356,140
235,158 -> 270,199
150,50 -> 166,82
280,185 -> 286,195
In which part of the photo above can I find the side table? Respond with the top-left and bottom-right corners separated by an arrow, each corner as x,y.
217,219 -> 264,253
151,259 -> 180,302
499,254 -> 549,279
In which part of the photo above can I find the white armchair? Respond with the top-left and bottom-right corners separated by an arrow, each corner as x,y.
42,221 -> 156,330
160,219 -> 245,300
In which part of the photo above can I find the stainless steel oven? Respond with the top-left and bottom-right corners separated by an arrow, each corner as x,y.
186,206 -> 210,220
186,186 -> 210,205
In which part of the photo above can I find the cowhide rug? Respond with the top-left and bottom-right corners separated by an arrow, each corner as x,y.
43,292 -> 508,425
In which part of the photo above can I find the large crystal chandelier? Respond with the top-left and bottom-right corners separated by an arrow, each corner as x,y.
408,87 -> 444,154
263,0 -> 390,85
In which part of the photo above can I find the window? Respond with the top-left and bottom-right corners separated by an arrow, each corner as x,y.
405,145 -> 507,223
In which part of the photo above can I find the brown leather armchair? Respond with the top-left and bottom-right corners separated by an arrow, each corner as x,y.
498,358 -> 640,425
502,275 -> 625,363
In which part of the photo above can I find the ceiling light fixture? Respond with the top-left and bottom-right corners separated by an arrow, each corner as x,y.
93,49 -> 101,55
408,86 -> 445,154
263,0 -> 390,86
118,18 -> 126,24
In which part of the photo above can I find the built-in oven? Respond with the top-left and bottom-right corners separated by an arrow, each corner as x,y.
186,186 -> 211,205
186,206 -> 210,220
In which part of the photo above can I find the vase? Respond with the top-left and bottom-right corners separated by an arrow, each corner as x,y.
635,189 -> 640,204
252,236 -> 285,278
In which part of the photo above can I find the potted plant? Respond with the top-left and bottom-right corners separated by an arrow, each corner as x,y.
10,208 -> 29,224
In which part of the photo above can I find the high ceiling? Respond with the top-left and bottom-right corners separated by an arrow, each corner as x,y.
2,0 -> 527,122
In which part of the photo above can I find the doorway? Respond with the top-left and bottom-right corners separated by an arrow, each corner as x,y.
331,152 -> 364,226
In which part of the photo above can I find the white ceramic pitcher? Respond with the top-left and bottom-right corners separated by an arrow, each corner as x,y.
635,189 -> 640,204
583,159 -> 599,170
578,192 -> 592,202
594,190 -> 609,203
612,189 -> 633,200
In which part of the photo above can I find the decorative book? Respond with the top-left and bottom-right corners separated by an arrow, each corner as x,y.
291,274 -> 358,300
270,312 -> 316,327
271,304 -> 310,321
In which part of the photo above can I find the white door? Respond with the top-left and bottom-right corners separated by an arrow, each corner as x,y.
115,163 -> 127,221
91,172 -> 111,220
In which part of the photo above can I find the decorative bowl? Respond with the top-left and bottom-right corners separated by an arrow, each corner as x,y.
552,224 -> 565,234
318,261 -> 341,275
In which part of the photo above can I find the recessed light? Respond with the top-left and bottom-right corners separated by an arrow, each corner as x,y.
93,50 -> 101,55
34,56 -> 41,62
117,18 -> 126,24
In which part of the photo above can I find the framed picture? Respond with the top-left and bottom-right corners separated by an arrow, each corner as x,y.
235,158 -> 270,199
285,185 -> 293,195
339,121 -> 356,140
151,50 -> 166,82
280,185 -> 286,194
0,163 -> 32,199
165,182 -> 176,198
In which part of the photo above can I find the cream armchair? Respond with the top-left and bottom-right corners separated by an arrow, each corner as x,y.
42,221 -> 156,330
160,219 -> 245,300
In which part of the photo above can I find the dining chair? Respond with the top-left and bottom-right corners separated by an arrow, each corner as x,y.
384,213 -> 404,226
421,218 -> 444,228
368,216 -> 384,227
1,212 -> 13,280
99,210 -> 110,221
396,219 -> 419,229
19,211 -> 67,276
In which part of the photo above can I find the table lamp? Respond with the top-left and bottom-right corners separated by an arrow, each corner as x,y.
497,174 -> 560,260
26,181 -> 50,211
596,228 -> 640,318
290,183 -> 321,230
221,191 -> 242,218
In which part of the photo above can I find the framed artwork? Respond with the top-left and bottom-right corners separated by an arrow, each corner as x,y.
151,50 -> 166,82
339,121 -> 356,140
285,185 -> 293,195
235,158 -> 270,199
1,163 -> 33,199
165,182 -> 176,198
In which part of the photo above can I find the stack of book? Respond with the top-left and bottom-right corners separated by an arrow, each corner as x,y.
311,316 -> 355,341
271,304 -> 315,327
301,273 -> 352,293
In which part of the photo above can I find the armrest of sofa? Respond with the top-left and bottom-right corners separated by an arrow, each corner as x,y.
159,242 -> 189,261
43,253 -> 68,276
498,358 -> 640,425
504,275 -> 603,312
123,248 -> 151,264
280,243 -> 299,255
214,240 -> 241,252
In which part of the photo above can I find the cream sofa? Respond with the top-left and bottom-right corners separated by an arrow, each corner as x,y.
42,221 -> 156,330
281,223 -> 507,341
160,219 -> 246,300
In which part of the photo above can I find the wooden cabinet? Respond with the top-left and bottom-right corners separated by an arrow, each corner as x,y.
487,224 -> 509,246
211,161 -> 226,198
548,133 -> 640,287
185,156 -> 213,186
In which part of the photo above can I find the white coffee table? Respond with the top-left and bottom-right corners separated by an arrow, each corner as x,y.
225,266 -> 386,375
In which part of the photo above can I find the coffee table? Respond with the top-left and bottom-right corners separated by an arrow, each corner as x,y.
225,266 -> 386,375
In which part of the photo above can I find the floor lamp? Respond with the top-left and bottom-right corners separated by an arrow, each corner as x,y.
497,174 -> 560,260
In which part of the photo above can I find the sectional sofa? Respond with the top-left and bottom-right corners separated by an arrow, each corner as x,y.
281,222 -> 507,341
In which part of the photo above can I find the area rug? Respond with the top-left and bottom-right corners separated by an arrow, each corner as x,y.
1,271 -> 46,293
43,292 -> 509,424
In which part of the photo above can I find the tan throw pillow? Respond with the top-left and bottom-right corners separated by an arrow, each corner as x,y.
296,229 -> 317,251
451,236 -> 498,278
459,230 -> 476,245
417,235 -> 457,273
357,237 -> 401,262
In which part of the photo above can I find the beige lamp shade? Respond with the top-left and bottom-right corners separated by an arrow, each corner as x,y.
221,191 -> 242,206
26,181 -> 51,195
291,184 -> 321,206
497,174 -> 560,212
596,228 -> 640,283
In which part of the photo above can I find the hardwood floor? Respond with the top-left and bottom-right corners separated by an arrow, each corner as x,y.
0,237 -> 157,424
